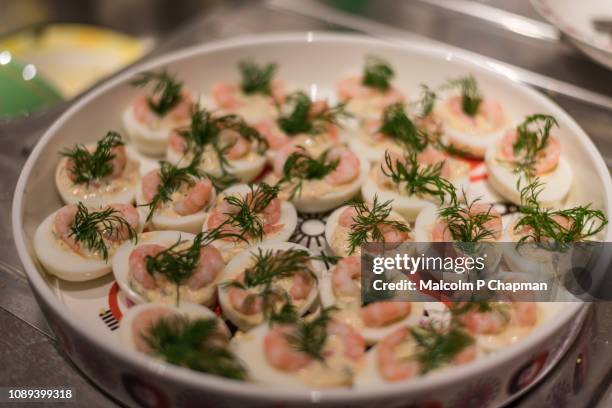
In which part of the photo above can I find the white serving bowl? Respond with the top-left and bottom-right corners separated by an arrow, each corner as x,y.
12,32 -> 612,407
532,0 -> 612,70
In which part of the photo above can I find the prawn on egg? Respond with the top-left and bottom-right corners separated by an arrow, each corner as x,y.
120,302 -> 246,380
354,323 -> 477,388
113,230 -> 225,307
336,55 -> 404,120
231,307 -> 366,388
211,60 -> 285,124
218,242 -> 323,331
348,103 -> 428,164
123,70 -> 194,156
485,114 -> 572,206
253,91 -> 349,161
166,104 -> 267,183
361,148 -> 469,222
434,75 -> 511,158
137,160 -> 216,234
34,201 -> 141,282
325,197 -> 413,257
56,131 -> 140,207
201,183 -> 298,261
500,184 -> 607,278
266,145 -> 369,213
319,255 -> 423,344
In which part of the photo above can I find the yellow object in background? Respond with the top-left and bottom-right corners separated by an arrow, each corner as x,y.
0,23 -> 150,98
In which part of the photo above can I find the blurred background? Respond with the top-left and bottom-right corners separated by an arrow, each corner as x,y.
1,1 -> 612,407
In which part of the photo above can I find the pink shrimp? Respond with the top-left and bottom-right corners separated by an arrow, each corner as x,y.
325,148 -> 360,186
168,130 -> 186,154
212,83 -> 244,110
337,76 -> 403,108
326,320 -> 366,361
338,207 -> 358,228
133,91 -> 193,124
364,119 -> 388,142
53,205 -> 80,252
223,130 -> 252,160
141,170 -> 162,202
360,301 -> 412,327
331,255 -> 361,297
131,307 -> 176,353
447,96 -> 505,129
185,245 -> 224,290
173,179 -> 213,216
417,146 -> 451,178
273,145 -> 301,176
255,119 -> 289,150
499,130 -> 561,175
289,270 -> 313,301
265,325 -> 314,372
379,223 -> 411,243
228,272 -> 264,315
432,203 -> 502,242
106,204 -> 140,241
129,244 -> 165,290
459,301 -> 537,335
377,327 -> 421,382
264,320 -> 365,372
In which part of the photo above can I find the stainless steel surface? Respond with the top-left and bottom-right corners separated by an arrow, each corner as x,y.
2,0 -> 612,406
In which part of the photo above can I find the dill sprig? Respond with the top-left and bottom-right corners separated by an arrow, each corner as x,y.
444,75 -> 482,117
438,194 -> 497,242
285,307 -> 336,361
61,131 -> 124,185
145,226 -> 237,304
143,316 -> 246,380
131,70 -> 183,116
177,104 -> 266,179
381,151 -> 457,203
223,183 -> 280,242
222,248 -> 316,322
228,248 -> 313,289
239,60 -> 278,96
410,323 -> 475,374
414,84 -> 438,117
142,154 -> 203,222
510,114 -> 558,178
361,55 -> 394,91
277,91 -> 350,135
378,103 -> 429,152
268,300 -> 299,325
68,202 -> 136,261
279,148 -> 339,199
346,195 -> 411,255
515,179 -> 607,244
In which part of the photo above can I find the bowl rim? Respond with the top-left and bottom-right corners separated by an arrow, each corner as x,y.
11,31 -> 608,403
530,0 -> 612,55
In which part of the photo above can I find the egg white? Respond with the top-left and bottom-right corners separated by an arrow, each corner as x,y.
34,207 -> 143,282
55,155 -> 140,207
436,96 -> 510,158
291,157 -> 370,214
319,269 -> 424,344
112,230 -> 197,304
361,166 -> 469,222
122,104 -> 174,157
231,323 -> 312,387
120,302 -> 228,352
201,184 -> 298,258
485,141 -> 573,207
324,205 -> 411,257
166,146 -> 267,183
218,241 -> 323,331
136,178 -> 217,234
